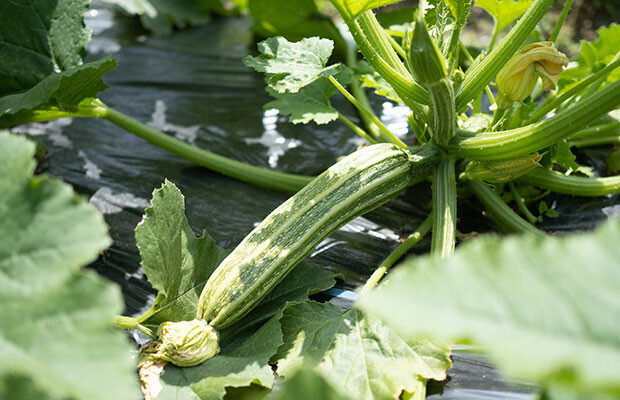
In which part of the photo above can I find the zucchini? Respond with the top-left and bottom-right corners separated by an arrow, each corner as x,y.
197,143 -> 437,328
146,143 -> 438,367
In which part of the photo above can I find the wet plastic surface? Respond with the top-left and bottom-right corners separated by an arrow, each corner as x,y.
15,3 -> 618,398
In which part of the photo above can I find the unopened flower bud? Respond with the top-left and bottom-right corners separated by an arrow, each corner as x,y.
464,153 -> 542,182
496,42 -> 569,109
409,13 -> 447,85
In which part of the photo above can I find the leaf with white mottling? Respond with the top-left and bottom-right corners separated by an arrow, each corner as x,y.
243,36 -> 341,94
275,301 -> 451,400
265,65 -> 352,125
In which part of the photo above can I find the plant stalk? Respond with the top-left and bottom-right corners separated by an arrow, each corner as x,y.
94,102 -> 313,192
508,182 -> 538,224
519,168 -> 620,196
360,214 -> 433,295
452,78 -> 620,160
329,76 -> 408,148
468,180 -> 545,236
115,316 -> 154,338
549,0 -> 574,42
431,158 -> 457,258
344,39 -> 385,141
347,15 -> 430,107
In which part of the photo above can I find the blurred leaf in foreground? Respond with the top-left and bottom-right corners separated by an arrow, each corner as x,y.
0,132 -> 140,400
360,217 -> 620,397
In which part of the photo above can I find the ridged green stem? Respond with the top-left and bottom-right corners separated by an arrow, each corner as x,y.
345,39 -> 384,141
487,21 -> 500,52
3,101 -> 316,192
459,42 -> 496,107
468,180 -> 545,236
338,113 -> 378,144
357,11 -> 411,77
360,214 -> 433,295
508,181 -> 538,224
447,3 -> 472,74
568,122 -> 620,147
569,135 -> 620,148
549,0 -> 574,42
96,103 -> 313,192
431,158 -> 457,258
452,78 -> 620,160
347,17 -> 430,107
428,79 -> 456,148
329,76 -> 408,148
456,0 -> 555,111
115,316 -> 154,338
519,168 -> 620,196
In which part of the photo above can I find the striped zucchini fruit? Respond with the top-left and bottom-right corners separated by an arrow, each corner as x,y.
197,143 -> 437,328
149,143 -> 438,367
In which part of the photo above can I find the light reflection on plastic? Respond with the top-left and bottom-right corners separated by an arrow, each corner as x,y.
380,102 -> 410,137
245,109 -> 301,168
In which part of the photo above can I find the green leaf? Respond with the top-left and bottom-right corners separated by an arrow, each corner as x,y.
445,0 -> 473,24
560,24 -> 620,85
265,66 -> 352,125
549,140 -> 580,171
275,301 -> 451,400
360,218 -> 620,395
157,312 -> 283,400
136,180 -> 229,325
101,0 -> 229,35
0,57 -> 117,127
243,36 -> 341,94
356,61 -> 403,103
248,0 -> 346,56
328,0 -> 406,22
0,132 -> 140,400
137,181 -> 337,326
474,0 -> 534,31
267,367 -> 354,400
0,0 -> 91,95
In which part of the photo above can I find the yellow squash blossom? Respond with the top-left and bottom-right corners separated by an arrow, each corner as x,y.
496,42 -> 569,109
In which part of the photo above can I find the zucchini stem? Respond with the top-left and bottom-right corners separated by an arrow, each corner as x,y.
431,158 -> 457,258
329,76 -> 408,148
337,113 -> 378,144
115,315 -> 155,338
360,214 -> 433,295
344,39 -> 385,141
549,0 -> 574,43
453,78 -> 620,160
91,101 -> 314,192
519,168 -> 620,196
508,182 -> 538,224
468,180 -> 545,236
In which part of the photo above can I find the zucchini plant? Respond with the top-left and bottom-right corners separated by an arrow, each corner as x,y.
1,0 -> 619,399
